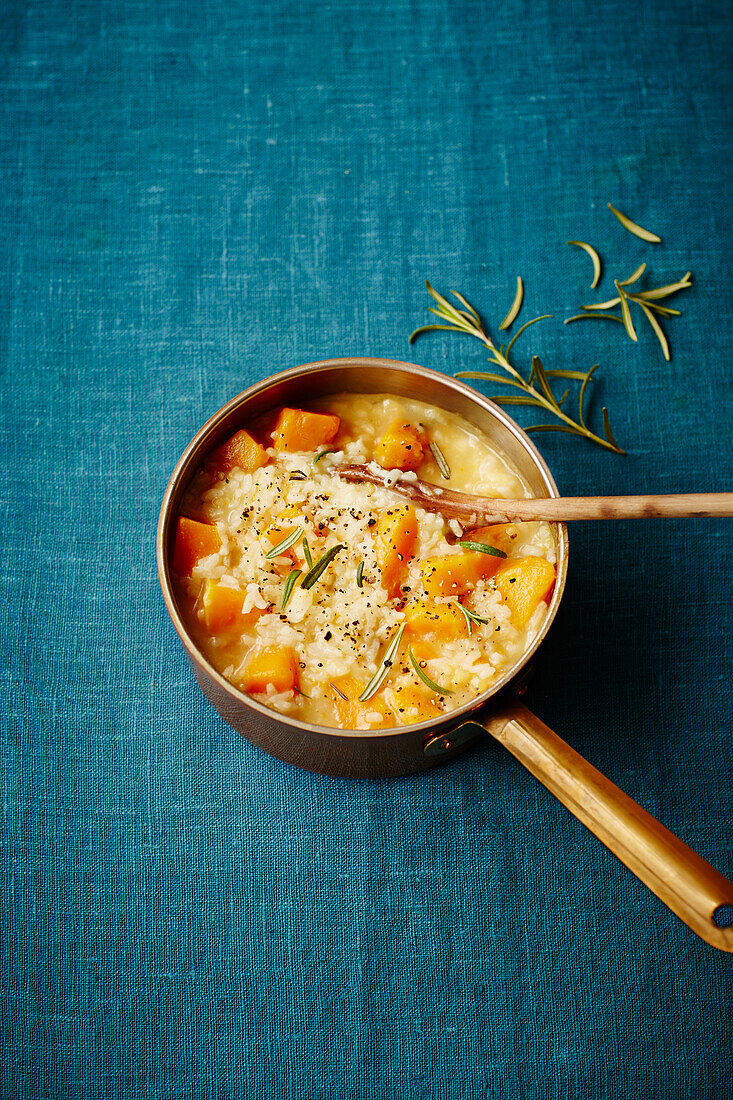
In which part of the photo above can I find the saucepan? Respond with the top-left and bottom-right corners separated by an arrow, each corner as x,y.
156,357 -> 733,951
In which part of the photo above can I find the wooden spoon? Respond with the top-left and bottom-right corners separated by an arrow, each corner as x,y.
334,465 -> 733,524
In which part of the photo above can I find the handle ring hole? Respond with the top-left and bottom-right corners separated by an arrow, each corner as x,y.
713,905 -> 733,929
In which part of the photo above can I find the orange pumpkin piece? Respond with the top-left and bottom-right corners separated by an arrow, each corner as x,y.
209,429 -> 269,473
271,407 -> 340,452
374,420 -> 427,471
200,580 -> 265,633
494,556 -> 556,628
421,550 -> 502,598
467,523 -> 522,558
386,682 -> 443,722
238,646 -> 300,694
375,505 -> 419,599
403,599 -> 468,639
173,516 -> 222,575
329,675 -> 395,730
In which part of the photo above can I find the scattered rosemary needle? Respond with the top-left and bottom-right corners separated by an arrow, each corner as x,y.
564,313 -> 624,325
618,262 -> 646,287
408,646 -> 453,695
265,528 -> 303,559
566,241 -> 601,287
635,299 -> 670,361
293,686 -> 310,699
499,277 -> 524,330
410,281 -> 623,454
281,569 -> 302,610
615,281 -> 638,342
300,544 -> 345,590
457,603 -> 490,636
330,681 -> 348,701
457,540 -> 507,558
607,203 -> 661,243
359,624 -> 405,702
302,537 -> 313,568
429,440 -> 451,479
356,560 -> 365,587
313,449 -> 336,464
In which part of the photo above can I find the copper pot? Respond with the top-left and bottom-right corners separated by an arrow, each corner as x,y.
157,357 -> 733,951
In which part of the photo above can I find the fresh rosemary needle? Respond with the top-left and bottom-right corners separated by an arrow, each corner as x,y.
265,527 -> 303,559
359,624 -> 405,702
566,241 -> 602,287
408,646 -> 453,695
300,544 -> 345,590
302,537 -> 313,568
457,540 -> 507,558
429,440 -> 451,479
356,560 -> 365,587
607,203 -> 661,243
499,277 -> 524,330
281,569 -> 302,610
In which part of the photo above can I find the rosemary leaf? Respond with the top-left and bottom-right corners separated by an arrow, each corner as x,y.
615,281 -> 638,342
629,299 -> 680,317
409,323 -> 465,343
408,646 -> 454,695
489,395 -> 545,407
356,560 -> 364,588
602,407 -> 620,449
458,603 -> 490,637
618,262 -> 647,287
636,273 -> 692,300
566,240 -> 602,287
578,364 -> 600,430
313,449 -> 336,464
264,527 -> 303,559
545,368 -> 593,380
281,569 -> 302,610
564,313 -> 624,325
499,277 -> 524,330
607,203 -> 661,243
302,537 -> 313,568
457,540 -> 507,558
429,441 -> 451,479
330,681 -> 348,701
636,298 -> 671,361
505,314 -> 552,355
359,624 -> 405,702
449,289 -> 481,322
293,686 -> 310,699
581,297 -> 621,310
300,544 -> 346,590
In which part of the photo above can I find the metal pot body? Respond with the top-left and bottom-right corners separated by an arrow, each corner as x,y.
157,358 -> 568,778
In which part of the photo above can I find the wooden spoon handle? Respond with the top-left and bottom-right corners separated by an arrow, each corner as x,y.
333,467 -> 733,523
484,493 -> 733,522
483,701 -> 733,951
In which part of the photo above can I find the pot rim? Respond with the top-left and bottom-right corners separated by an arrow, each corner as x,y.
156,357 -> 568,740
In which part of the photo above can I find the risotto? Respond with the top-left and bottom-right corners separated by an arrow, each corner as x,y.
172,393 -> 557,729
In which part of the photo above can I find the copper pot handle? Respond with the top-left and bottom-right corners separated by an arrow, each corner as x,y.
482,701 -> 733,951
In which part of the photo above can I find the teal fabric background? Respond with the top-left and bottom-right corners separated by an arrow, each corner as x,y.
2,0 -> 732,1097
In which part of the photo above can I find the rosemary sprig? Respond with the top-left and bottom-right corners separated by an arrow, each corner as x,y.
410,281 -> 623,454
359,624 -> 405,702
300,544 -> 345,590
281,569 -> 302,609
265,528 -> 303,559
408,646 -> 454,695
457,603 -> 490,636
429,440 -> 451,480
457,540 -> 507,558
